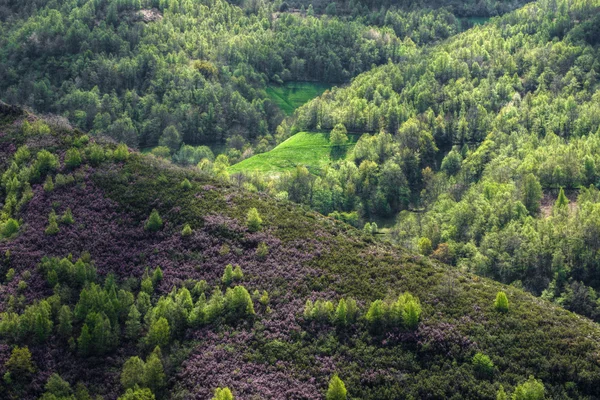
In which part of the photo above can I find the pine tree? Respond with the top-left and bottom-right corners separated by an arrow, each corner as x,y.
124,305 -> 142,340
554,187 -> 569,211
146,317 -> 170,348
222,264 -> 234,286
522,173 -> 542,215
144,347 -> 166,394
6,346 -> 35,377
180,178 -> 192,190
44,373 -> 72,398
141,276 -> 154,294
120,356 -> 145,389
512,376 -> 544,400
366,300 -> 387,331
246,207 -> 262,232
472,352 -> 494,378
61,207 -> 75,224
113,143 -> 130,162
118,387 -> 155,400
496,385 -> 507,400
45,210 -> 60,235
212,387 -> 234,400
494,291 -> 509,312
182,223 -> 193,236
152,267 -> 163,285
145,209 -> 163,232
57,305 -> 73,338
402,299 -> 422,330
43,175 -> 54,192
326,374 -> 347,400
232,265 -> 244,282
78,324 -> 92,356
334,298 -> 348,327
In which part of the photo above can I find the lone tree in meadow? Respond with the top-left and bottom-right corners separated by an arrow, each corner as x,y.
326,374 -> 347,400
145,209 -> 163,232
330,123 -> 348,149
246,207 -> 262,232
494,291 -> 509,312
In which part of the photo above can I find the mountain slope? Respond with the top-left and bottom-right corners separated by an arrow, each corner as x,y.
0,104 -> 600,399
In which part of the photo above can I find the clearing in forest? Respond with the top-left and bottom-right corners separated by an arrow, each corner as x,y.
266,82 -> 333,115
229,131 -> 356,175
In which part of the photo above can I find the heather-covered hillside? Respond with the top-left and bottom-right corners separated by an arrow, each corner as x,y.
1,104 -> 600,399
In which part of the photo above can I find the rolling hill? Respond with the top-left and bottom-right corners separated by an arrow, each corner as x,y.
0,103 -> 599,399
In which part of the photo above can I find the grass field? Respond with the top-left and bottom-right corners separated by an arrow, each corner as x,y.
229,131 -> 356,175
266,82 -> 333,115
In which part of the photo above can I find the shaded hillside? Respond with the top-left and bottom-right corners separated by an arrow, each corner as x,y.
0,105 -> 600,399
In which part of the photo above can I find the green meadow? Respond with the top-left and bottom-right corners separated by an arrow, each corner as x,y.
229,131 -> 356,175
266,82 -> 333,115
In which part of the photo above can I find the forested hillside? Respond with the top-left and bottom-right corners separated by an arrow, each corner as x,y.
3,0 -> 600,398
227,0 -> 600,323
0,0 -> 474,154
1,103 -> 600,399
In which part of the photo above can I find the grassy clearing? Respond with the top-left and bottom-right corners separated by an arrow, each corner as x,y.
267,81 -> 333,115
229,131 -> 355,175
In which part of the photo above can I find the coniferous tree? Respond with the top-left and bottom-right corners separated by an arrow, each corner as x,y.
78,324 -> 92,356
146,317 -> 170,348
232,265 -> 244,282
402,298 -> 422,329
57,305 -> 73,338
512,376 -> 544,400
182,224 -> 193,236
145,209 -> 163,232
222,264 -> 234,286
326,374 -> 347,400
366,300 -> 387,331
45,210 -> 60,235
5,346 -> 35,377
62,208 -> 75,224
152,267 -> 163,285
118,387 -> 155,400
246,208 -> 263,232
334,298 -> 348,327
120,356 -> 145,389
124,305 -> 142,340
554,187 -> 569,211
497,385 -> 507,400
494,291 -> 509,312
212,387 -> 234,400
144,347 -> 166,394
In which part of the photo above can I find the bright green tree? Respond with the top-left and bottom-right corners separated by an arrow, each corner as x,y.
120,356 -> 145,389
512,376 -> 544,400
326,374 -> 347,400
124,305 -> 142,340
212,387 -> 234,400
472,352 -> 494,378
334,298 -> 348,327
494,291 -> 509,312
118,387 -> 155,400
330,123 -> 348,148
5,346 -> 35,377
246,207 -> 262,232
146,317 -> 170,348
145,209 -> 163,232
45,210 -> 60,235
144,347 -> 166,394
